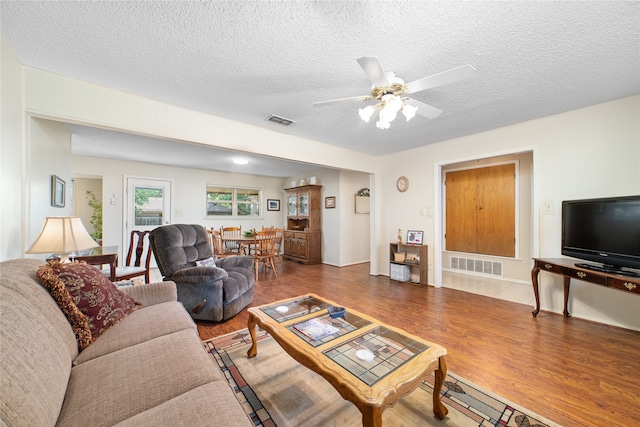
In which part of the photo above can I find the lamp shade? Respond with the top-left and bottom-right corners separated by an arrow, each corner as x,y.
26,217 -> 98,257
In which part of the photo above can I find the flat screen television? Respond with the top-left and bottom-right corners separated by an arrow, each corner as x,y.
562,195 -> 640,276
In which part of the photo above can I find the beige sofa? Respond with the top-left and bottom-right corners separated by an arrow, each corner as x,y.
0,258 -> 251,427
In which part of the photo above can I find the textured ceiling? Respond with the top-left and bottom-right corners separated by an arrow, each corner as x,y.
1,1 -> 639,174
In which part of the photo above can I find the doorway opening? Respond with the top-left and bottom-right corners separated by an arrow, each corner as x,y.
435,149 -> 535,290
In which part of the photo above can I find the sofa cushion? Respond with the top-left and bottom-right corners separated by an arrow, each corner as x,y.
113,382 -> 251,427
1,259 -> 79,427
41,261 -> 142,341
118,280 -> 178,306
73,301 -> 196,365
57,329 -> 222,427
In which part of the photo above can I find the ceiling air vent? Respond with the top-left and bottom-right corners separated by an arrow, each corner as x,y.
266,115 -> 295,126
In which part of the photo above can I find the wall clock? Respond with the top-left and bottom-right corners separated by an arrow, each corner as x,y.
396,176 -> 409,192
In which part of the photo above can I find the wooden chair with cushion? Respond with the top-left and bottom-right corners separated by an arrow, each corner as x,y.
100,230 -> 153,283
251,229 -> 278,281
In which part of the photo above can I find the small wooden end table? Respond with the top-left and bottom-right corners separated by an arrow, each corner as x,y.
72,245 -> 119,281
247,293 -> 448,427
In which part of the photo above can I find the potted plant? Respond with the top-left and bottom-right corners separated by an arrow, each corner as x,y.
85,190 -> 103,244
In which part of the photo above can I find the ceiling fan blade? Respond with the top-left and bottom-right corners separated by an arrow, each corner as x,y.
404,98 -> 442,119
357,56 -> 389,87
312,95 -> 371,107
404,64 -> 476,94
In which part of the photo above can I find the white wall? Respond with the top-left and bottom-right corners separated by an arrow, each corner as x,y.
73,154 -> 289,258
339,170 -> 371,266
1,36 -> 24,260
380,95 -> 640,330
26,118 -> 73,257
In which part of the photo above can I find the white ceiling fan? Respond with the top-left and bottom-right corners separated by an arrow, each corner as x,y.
313,57 -> 476,129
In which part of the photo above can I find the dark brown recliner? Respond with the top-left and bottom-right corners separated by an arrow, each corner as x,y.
150,224 -> 255,321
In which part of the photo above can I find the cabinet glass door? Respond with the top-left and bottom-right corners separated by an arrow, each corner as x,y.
288,195 -> 297,216
298,193 -> 309,216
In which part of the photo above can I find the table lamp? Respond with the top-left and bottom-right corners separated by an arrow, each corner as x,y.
26,217 -> 98,262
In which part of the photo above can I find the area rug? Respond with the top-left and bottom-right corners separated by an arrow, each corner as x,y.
204,329 -> 561,427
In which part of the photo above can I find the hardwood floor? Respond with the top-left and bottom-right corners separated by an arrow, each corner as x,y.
196,261 -> 640,426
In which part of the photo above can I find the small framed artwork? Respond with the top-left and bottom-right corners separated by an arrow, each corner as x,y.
51,175 -> 66,208
325,196 -> 336,209
267,199 -> 280,211
407,230 -> 423,245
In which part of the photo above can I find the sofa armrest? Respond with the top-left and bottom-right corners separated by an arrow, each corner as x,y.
216,255 -> 253,270
170,266 -> 228,283
119,281 -> 177,306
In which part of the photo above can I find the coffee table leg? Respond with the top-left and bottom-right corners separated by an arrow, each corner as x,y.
433,356 -> 449,420
361,406 -> 382,427
247,313 -> 259,358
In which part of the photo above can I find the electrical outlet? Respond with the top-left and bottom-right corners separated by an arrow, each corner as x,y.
543,200 -> 554,214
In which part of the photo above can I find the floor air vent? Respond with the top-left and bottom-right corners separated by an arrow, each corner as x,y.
451,256 -> 503,277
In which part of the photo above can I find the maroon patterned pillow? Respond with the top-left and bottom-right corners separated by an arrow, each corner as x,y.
48,261 -> 142,340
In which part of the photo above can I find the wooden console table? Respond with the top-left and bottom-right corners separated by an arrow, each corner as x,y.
531,258 -> 640,317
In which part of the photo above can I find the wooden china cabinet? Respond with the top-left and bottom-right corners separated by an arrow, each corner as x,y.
283,185 -> 322,264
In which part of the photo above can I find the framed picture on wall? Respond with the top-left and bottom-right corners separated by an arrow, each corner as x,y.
51,175 -> 65,208
267,199 -> 280,211
407,230 -> 423,245
325,196 -> 336,209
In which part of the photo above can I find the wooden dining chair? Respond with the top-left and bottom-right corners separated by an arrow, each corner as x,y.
251,229 -> 277,281
220,226 -> 243,254
100,230 -> 153,283
211,228 -> 236,258
273,227 -> 284,268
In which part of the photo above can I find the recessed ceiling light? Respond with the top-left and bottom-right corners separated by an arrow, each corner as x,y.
233,158 -> 249,165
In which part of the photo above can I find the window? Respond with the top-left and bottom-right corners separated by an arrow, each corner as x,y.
206,185 -> 261,217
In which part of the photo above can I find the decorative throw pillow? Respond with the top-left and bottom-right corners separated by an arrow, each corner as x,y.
195,256 -> 217,267
36,262 -> 94,350
39,260 -> 142,344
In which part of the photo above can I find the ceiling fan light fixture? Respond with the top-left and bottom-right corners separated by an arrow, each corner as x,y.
358,105 -> 377,122
375,94 -> 402,129
401,103 -> 418,121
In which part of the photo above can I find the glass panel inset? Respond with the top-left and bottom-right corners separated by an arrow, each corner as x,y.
134,186 -> 164,226
288,195 -> 297,216
323,327 -> 430,386
298,193 -> 309,216
260,296 -> 330,323
287,311 -> 371,347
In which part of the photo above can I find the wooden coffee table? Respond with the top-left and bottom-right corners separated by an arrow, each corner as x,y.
247,293 -> 448,426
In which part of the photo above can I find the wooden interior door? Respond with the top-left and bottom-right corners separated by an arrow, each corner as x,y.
445,169 -> 477,253
476,164 -> 515,257
445,164 -> 515,257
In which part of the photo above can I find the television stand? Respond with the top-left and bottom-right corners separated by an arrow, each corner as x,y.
574,262 -> 640,278
531,258 -> 640,317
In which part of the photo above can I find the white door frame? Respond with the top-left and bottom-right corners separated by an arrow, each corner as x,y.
124,176 -> 173,267
433,146 -> 539,287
